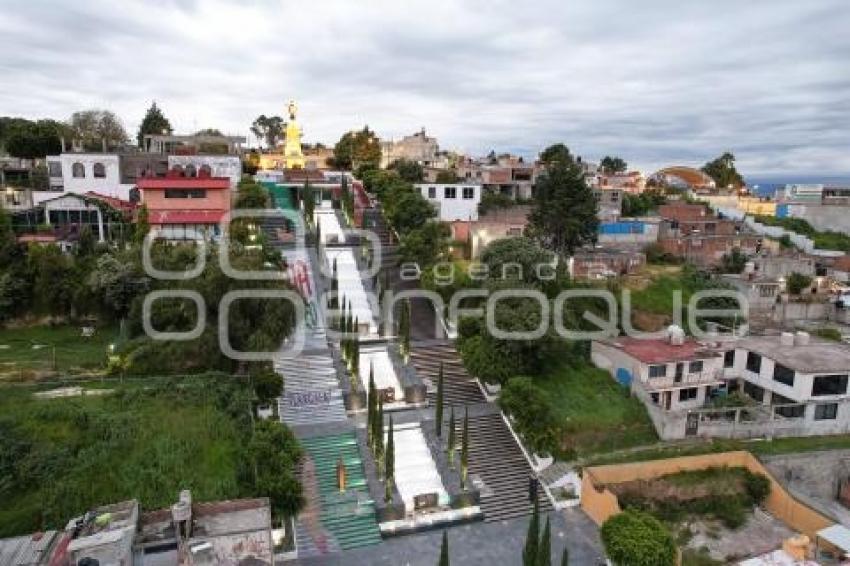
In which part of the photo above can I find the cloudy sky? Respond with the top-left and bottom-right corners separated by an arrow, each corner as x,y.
1,0 -> 848,176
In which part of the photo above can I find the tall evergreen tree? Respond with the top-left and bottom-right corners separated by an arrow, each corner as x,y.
539,516 -> 552,566
560,547 -> 569,566
435,362 -> 445,438
461,407 -> 469,487
438,530 -> 450,566
384,415 -> 394,502
399,298 -> 411,361
137,101 -> 172,147
367,364 -> 376,449
303,181 -> 315,224
447,406 -> 456,469
523,499 -> 540,566
527,150 -> 598,256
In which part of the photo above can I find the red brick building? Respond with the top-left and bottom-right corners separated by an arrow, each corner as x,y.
658,203 -> 761,267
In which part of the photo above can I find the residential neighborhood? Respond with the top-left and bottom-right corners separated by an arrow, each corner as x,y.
2,2 -> 850,565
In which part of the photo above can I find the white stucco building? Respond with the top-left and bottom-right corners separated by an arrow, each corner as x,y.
416,183 -> 481,222
44,153 -> 135,203
167,155 -> 242,189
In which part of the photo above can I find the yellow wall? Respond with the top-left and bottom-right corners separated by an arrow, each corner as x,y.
581,451 -> 833,539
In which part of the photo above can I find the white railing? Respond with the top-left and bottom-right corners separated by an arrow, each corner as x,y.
643,370 -> 723,390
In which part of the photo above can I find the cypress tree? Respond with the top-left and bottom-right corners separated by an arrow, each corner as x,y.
315,220 -> 322,250
384,415 -> 394,502
330,257 -> 339,318
447,406 -> 456,469
539,516 -> 551,566
438,530 -> 449,566
435,362 -> 444,438
375,398 -> 385,478
367,364 -> 376,449
560,547 -> 568,566
523,498 -> 540,566
399,298 -> 410,361
461,407 -> 469,487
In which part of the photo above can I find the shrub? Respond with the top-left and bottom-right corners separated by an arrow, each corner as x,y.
499,376 -> 559,455
786,272 -> 813,295
744,471 -> 771,505
600,510 -> 676,566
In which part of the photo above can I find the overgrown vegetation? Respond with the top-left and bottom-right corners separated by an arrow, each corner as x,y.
611,466 -> 771,529
0,375 -> 303,537
601,509 -> 677,566
755,215 -> 850,252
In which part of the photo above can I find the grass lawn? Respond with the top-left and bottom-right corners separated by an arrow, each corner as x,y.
0,324 -> 119,378
0,377 -> 252,537
536,362 -> 658,457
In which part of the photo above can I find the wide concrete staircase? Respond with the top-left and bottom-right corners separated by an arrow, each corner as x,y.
410,341 -> 485,406
276,352 -> 347,428
295,433 -> 382,557
454,413 -> 553,522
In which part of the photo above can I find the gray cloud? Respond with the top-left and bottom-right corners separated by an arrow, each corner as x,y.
0,0 -> 848,176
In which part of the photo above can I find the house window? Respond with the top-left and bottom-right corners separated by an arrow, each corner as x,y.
444,187 -> 456,199
815,403 -> 839,420
93,163 -> 106,178
812,374 -> 849,397
689,361 -> 704,374
773,363 -> 795,387
759,285 -> 776,298
724,350 -> 735,368
648,364 -> 667,378
462,187 -> 475,200
743,381 -> 765,402
164,189 -> 207,199
745,352 -> 762,374
48,161 -> 62,177
678,388 -> 698,402
72,162 -> 85,178
428,187 -> 436,199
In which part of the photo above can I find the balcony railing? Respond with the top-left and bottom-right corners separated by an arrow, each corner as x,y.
642,369 -> 723,390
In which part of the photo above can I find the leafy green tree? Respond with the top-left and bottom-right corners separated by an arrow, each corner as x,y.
719,247 -> 747,274
435,362 -> 444,437
389,158 -> 424,182
331,126 -> 381,170
478,192 -> 514,215
539,516 -> 552,566
702,152 -> 745,189
438,530 -> 450,566
4,119 -> 67,159
250,115 -> 285,148
600,156 -> 627,174
137,102 -> 172,147
385,188 -> 437,233
523,498 -> 540,566
253,368 -> 283,405
527,153 -> 598,256
0,206 -> 16,265
499,377 -> 559,455
600,510 -> 676,566
69,109 -> 128,150
480,237 -> 555,285
235,179 -> 270,209
622,189 -> 666,217
786,271 -> 813,295
248,419 -> 304,520
88,254 -> 149,320
398,221 -> 449,270
539,143 -> 573,167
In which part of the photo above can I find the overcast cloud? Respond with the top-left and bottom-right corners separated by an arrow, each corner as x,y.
0,0 -> 848,175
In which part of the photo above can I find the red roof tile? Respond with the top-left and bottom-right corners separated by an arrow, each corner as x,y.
603,336 -> 719,364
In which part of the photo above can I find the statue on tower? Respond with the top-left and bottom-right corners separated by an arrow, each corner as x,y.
284,99 -> 305,169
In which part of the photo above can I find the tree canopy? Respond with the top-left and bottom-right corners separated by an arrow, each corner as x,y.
250,115 -> 285,148
702,152 -> 745,189
136,102 -> 172,147
1,118 -> 67,159
538,143 -> 573,167
69,109 -> 129,150
600,155 -> 627,174
388,158 -> 424,182
331,126 -> 381,170
527,150 -> 599,256
600,510 -> 677,566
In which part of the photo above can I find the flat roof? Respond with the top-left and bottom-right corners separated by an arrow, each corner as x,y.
599,336 -> 721,365
737,336 -> 850,374
819,524 -> 850,552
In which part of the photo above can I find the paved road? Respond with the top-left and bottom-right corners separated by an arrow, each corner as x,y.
292,508 -> 604,566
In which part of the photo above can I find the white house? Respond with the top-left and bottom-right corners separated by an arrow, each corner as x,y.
416,183 -> 481,222
43,153 -> 135,203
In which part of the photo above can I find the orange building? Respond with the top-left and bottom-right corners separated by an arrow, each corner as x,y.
137,170 -> 231,240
